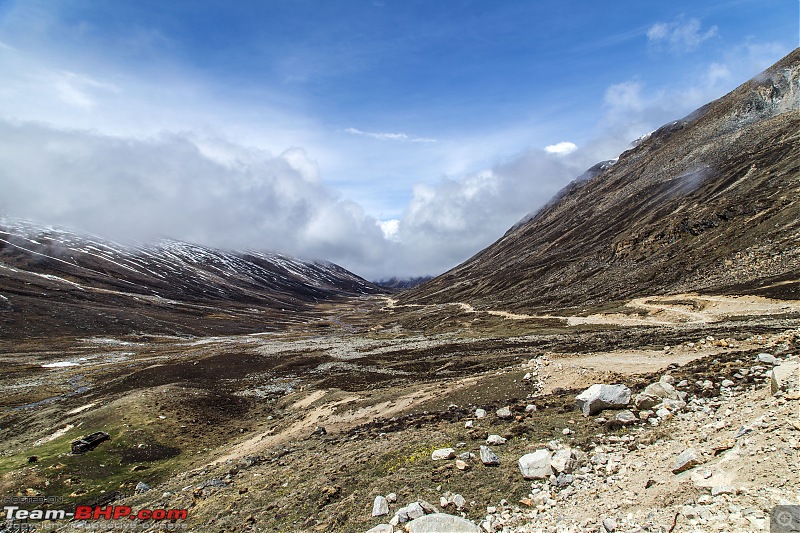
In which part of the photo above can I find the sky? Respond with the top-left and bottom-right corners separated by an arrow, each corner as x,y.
0,0 -> 797,279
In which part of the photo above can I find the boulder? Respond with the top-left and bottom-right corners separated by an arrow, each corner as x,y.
576,384 -> 631,416
372,495 -> 389,517
431,448 -> 456,461
770,363 -> 800,395
518,449 -> 553,479
405,513 -> 481,533
479,445 -> 500,466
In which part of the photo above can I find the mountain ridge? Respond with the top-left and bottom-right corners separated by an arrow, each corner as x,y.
0,217 -> 383,338
400,48 -> 800,312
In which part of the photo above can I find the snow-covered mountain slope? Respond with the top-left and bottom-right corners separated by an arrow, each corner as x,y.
0,218 -> 382,338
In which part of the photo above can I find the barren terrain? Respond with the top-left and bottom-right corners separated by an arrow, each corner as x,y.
1,292 -> 798,532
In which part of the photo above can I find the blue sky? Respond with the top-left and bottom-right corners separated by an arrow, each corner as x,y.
0,0 -> 797,278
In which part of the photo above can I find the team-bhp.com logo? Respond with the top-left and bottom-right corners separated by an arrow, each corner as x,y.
4,504 -> 188,522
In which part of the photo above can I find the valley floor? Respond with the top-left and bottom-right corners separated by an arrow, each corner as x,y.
0,293 -> 798,532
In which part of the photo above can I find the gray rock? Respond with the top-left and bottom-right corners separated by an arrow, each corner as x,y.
672,448 -> 702,474
475,408 -> 487,419
602,517 -> 617,532
479,445 -> 500,466
365,524 -> 393,533
386,492 -> 397,503
372,495 -> 389,517
615,410 -> 638,424
525,404 -> 537,413
417,500 -> 438,515
486,434 -> 506,445
677,380 -> 689,388
496,406 -> 513,419
757,353 -> 777,365
770,362 -> 800,395
431,448 -> 456,461
518,449 -> 553,479
721,379 -> 735,388
405,513 -> 481,533
576,384 -> 631,416
134,482 -> 151,494
457,452 -> 473,461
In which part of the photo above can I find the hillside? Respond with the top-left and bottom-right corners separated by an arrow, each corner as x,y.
400,49 -> 800,313
0,218 -> 382,338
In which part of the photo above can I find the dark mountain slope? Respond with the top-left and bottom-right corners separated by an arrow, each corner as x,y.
401,49 -> 800,312
0,219 -> 382,338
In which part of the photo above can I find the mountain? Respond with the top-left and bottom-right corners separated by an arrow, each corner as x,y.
0,218 -> 383,338
400,49 -> 800,312
374,275 -> 434,290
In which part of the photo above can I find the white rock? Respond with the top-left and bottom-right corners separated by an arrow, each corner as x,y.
386,493 -> 397,503
757,353 -> 777,365
575,384 -> 631,416
518,449 -> 553,479
550,449 -> 573,474
405,514 -> 482,532
771,362 -> 800,395
372,495 -> 389,517
496,407 -> 513,419
432,448 -> 456,461
525,404 -> 537,413
721,379 -> 735,388
602,517 -> 617,532
486,435 -> 507,445
475,408 -> 487,419
465,420 -> 474,428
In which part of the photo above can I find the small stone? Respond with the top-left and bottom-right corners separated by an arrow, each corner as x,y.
525,404 -> 537,413
465,420 -> 474,428
721,379 -> 735,388
457,452 -> 472,461
479,445 -> 500,466
496,407 -> 513,420
486,435 -> 507,445
757,353 -> 777,365
135,482 -> 151,494
372,495 -> 390,517
602,517 -> 617,532
615,410 -> 637,424
431,448 -> 456,461
677,380 -> 689,388
672,448 -> 702,474
475,408 -> 487,419
386,493 -> 397,503
455,459 -> 470,470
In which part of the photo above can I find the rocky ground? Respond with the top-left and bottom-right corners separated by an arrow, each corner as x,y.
1,294 -> 799,532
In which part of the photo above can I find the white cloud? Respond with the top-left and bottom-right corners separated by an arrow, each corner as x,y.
647,17 -> 718,52
544,141 -> 577,156
344,127 -> 436,143
378,219 -> 399,241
